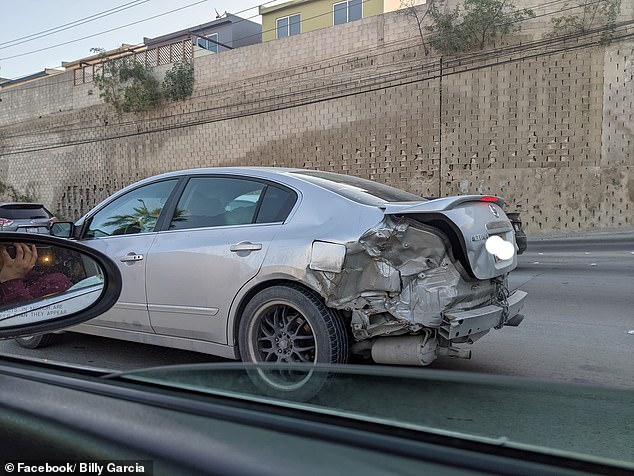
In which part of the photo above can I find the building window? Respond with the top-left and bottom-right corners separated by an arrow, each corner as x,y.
196,33 -> 219,53
276,13 -> 301,38
333,0 -> 362,25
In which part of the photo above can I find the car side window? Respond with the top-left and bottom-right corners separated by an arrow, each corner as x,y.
255,185 -> 297,224
84,180 -> 178,238
169,177 -> 266,230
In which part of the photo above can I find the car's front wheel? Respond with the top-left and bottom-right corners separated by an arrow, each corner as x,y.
239,284 -> 348,400
15,333 -> 56,349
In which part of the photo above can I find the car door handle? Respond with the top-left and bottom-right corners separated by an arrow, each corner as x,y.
230,241 -> 262,252
120,253 -> 144,262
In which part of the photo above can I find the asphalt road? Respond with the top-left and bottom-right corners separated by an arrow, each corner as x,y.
433,231 -> 634,389
1,231 -> 632,388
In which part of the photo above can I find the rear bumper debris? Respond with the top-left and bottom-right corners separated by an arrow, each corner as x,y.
440,290 -> 528,341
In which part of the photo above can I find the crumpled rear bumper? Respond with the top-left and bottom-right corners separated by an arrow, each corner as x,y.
440,290 -> 528,341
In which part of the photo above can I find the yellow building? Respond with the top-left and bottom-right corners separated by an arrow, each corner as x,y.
259,0 -> 425,42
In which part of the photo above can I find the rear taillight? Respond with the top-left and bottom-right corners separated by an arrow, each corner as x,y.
0,218 -> 14,227
480,196 -> 499,202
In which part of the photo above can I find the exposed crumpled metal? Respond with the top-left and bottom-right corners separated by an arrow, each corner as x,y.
307,217 -> 496,340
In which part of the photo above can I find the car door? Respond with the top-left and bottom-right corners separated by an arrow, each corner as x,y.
78,179 -> 179,332
146,176 -> 297,344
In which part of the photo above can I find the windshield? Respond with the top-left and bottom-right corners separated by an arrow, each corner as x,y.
116,363 -> 634,468
0,0 -> 632,473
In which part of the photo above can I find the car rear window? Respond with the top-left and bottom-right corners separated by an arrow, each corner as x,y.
290,171 -> 425,206
0,205 -> 51,219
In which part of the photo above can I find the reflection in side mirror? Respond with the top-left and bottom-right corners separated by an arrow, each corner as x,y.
0,233 -> 121,339
1,279 -> 103,327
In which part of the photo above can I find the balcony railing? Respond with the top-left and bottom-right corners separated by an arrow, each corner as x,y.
73,40 -> 193,86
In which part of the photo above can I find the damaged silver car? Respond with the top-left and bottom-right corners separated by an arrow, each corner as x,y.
36,168 -> 525,372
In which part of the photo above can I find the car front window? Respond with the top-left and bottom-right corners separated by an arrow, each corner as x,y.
84,180 -> 178,238
3,2 -> 634,473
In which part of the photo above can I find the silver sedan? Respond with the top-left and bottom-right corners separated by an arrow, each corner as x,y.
32,168 -> 526,370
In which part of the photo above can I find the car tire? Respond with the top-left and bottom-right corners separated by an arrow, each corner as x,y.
239,284 -> 349,400
15,333 -> 56,349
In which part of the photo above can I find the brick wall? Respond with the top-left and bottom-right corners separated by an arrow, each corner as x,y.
0,8 -> 632,233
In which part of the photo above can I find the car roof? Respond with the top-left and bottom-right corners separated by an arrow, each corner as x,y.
109,167 -> 331,195
76,167 -> 421,224
137,167 -> 306,181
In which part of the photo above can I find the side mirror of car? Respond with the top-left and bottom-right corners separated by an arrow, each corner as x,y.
0,232 -> 121,339
50,221 -> 75,238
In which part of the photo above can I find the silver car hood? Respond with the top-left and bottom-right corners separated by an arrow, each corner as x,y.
383,196 -> 516,280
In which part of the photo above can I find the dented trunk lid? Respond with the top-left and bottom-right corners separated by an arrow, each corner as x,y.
383,196 -> 516,280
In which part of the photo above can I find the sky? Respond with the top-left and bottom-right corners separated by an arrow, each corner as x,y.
0,0 -> 284,80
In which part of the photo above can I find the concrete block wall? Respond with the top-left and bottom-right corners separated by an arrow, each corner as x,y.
0,73 -> 79,124
0,8 -> 632,233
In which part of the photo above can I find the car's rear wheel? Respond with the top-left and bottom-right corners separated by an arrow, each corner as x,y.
15,333 -> 56,349
239,284 -> 348,400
